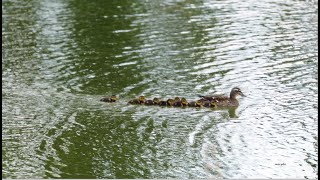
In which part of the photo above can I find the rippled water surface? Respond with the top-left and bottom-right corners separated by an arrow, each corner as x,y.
2,0 -> 318,178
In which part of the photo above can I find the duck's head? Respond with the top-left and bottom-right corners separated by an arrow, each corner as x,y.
167,99 -> 174,106
111,95 -> 117,101
138,96 -> 145,103
230,87 -> 246,99
174,97 -> 181,101
153,97 -> 160,104
181,98 -> 188,106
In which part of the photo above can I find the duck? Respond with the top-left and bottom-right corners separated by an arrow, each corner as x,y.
145,97 -> 160,105
173,97 -> 188,107
100,95 -> 117,102
181,98 -> 188,107
158,100 -> 167,106
166,99 -> 175,107
188,100 -> 202,107
153,98 -> 160,105
199,87 -> 245,107
128,96 -> 145,105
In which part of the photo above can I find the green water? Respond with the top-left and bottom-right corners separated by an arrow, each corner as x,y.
2,0 -> 318,178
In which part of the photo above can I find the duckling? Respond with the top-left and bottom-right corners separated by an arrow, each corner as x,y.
100,95 -> 117,102
144,99 -> 153,105
199,87 -> 245,107
188,100 -> 202,107
158,100 -> 167,106
181,98 -> 188,107
153,98 -> 160,105
166,99 -> 175,107
128,96 -> 145,105
173,97 -> 181,107
145,97 -> 160,105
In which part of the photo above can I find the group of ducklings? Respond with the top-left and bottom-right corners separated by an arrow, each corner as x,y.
128,96 -> 217,107
100,87 -> 246,108
101,95 -> 217,108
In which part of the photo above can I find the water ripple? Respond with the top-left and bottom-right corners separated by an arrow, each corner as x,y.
2,0 -> 318,178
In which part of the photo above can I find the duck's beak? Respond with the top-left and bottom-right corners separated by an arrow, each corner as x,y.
239,92 -> 246,97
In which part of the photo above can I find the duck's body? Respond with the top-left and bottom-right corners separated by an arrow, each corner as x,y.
173,101 -> 182,107
199,87 -> 245,107
144,100 -> 154,105
128,96 -> 145,105
100,95 -> 117,102
172,97 -> 181,106
158,101 -> 167,106
172,97 -> 181,107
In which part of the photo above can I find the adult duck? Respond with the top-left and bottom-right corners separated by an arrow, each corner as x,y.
199,87 -> 245,107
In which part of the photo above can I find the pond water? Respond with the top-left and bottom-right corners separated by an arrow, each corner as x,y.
2,0 -> 318,178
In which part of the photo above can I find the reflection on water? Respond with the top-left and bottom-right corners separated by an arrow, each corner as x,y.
2,0 -> 318,178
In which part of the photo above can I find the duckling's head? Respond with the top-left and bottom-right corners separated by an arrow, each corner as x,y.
210,101 -> 217,107
138,96 -> 145,103
196,100 -> 202,106
181,98 -> 188,106
167,99 -> 174,106
111,95 -> 117,101
174,97 -> 180,101
153,97 -> 160,104
230,87 -> 246,99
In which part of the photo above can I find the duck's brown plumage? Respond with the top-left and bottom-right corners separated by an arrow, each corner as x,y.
173,97 -> 181,107
144,99 -> 154,105
158,100 -> 167,106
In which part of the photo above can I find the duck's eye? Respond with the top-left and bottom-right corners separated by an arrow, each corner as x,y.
235,88 -> 241,92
